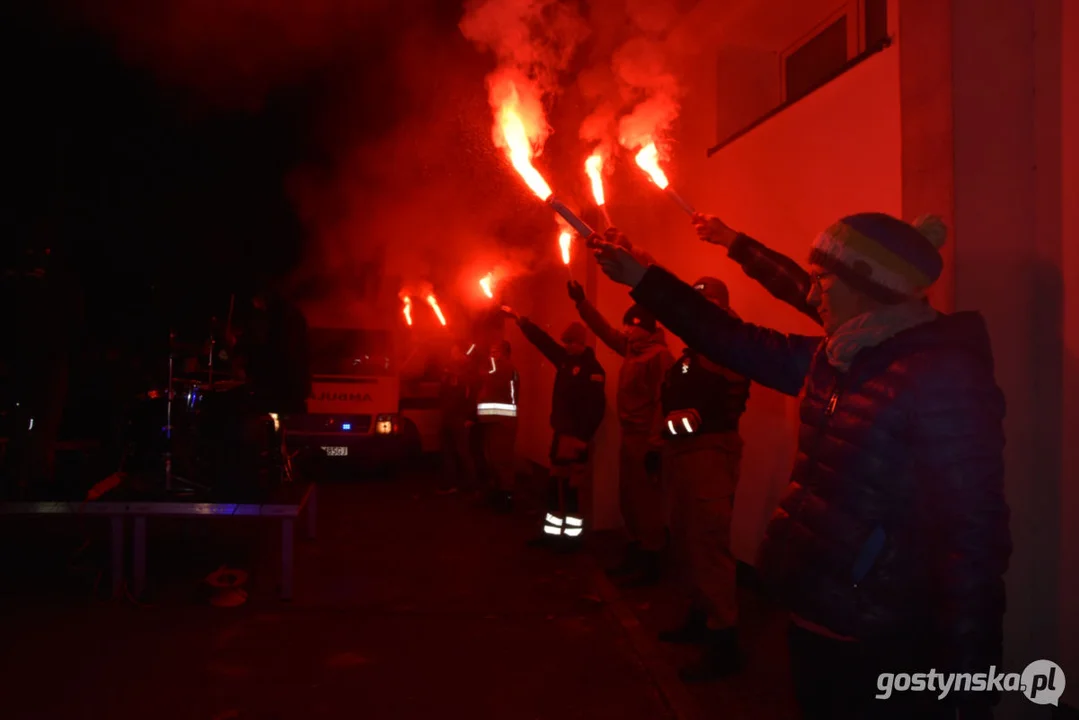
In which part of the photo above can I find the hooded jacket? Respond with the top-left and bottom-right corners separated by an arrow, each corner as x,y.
576,298 -> 673,438
629,263 -> 1011,681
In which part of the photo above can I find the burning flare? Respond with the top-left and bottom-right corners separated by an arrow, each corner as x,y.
634,142 -> 669,189
559,231 -> 572,265
402,296 -> 413,326
491,77 -> 594,237
585,154 -> 605,206
634,141 -> 696,215
585,152 -> 613,226
497,86 -> 552,201
479,273 -> 494,299
426,294 -> 447,327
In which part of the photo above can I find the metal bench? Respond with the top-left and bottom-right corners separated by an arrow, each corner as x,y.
0,483 -> 317,601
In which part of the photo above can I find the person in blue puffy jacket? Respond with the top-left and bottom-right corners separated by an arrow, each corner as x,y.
590,214 -> 1010,720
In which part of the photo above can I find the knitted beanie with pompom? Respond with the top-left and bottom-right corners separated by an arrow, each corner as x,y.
808,212 -> 948,303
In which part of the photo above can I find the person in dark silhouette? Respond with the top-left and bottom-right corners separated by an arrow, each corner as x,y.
474,339 -> 519,513
2,232 -> 82,496
231,285 -> 311,416
214,279 -> 310,492
501,307 -> 606,550
569,279 -> 672,586
437,340 -> 480,494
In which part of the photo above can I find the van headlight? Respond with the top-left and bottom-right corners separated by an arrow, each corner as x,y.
375,414 -> 398,435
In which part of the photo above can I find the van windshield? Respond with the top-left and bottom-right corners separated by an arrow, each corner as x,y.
309,329 -> 395,376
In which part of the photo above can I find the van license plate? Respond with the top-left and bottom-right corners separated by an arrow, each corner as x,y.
322,446 -> 348,457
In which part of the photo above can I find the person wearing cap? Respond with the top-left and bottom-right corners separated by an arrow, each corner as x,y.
592,217 -> 1009,719
474,339 -> 520,513
656,275 -> 752,683
568,279 -> 674,585
501,307 -> 606,549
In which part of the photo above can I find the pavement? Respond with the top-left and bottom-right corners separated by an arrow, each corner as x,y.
0,465 -> 668,720
0,461 -> 798,720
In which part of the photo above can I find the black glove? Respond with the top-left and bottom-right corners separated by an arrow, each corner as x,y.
567,280 -> 585,304
644,450 -> 661,476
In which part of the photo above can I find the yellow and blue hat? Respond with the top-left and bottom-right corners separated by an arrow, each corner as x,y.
809,213 -> 947,303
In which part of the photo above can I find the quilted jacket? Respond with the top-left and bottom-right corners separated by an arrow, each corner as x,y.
629,257 -> 1011,677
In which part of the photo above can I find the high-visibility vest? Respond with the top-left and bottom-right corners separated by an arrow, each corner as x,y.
476,358 -> 519,419
476,402 -> 517,418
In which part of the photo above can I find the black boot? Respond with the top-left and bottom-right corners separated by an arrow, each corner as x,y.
677,628 -> 744,683
553,534 -> 582,554
605,542 -> 641,578
615,549 -> 662,588
658,608 -> 709,644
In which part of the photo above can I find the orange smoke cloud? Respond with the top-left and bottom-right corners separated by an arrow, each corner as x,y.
459,0 -> 590,98
614,37 -> 681,152
577,4 -> 684,163
462,0 -> 590,202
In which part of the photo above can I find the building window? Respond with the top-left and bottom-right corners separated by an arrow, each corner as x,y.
864,0 -> 889,51
783,15 -> 849,104
710,0 -> 893,156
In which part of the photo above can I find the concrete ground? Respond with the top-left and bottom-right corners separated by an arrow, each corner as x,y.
0,463 -> 798,720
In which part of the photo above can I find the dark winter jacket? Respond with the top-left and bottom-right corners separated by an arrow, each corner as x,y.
629,260 -> 1011,679
575,298 -> 672,438
661,349 -> 750,437
439,356 -> 479,423
518,318 -> 606,441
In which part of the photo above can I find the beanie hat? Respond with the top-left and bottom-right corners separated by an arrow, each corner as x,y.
692,276 -> 730,309
561,321 -> 587,345
808,213 -> 947,304
622,304 -> 657,333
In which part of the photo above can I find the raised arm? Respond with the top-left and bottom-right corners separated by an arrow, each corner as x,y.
574,297 -> 629,357
693,214 -> 821,325
629,265 -> 819,397
516,318 -> 567,366
727,234 -> 822,325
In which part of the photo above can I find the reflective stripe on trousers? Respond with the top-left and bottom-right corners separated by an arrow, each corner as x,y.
544,513 -> 584,537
